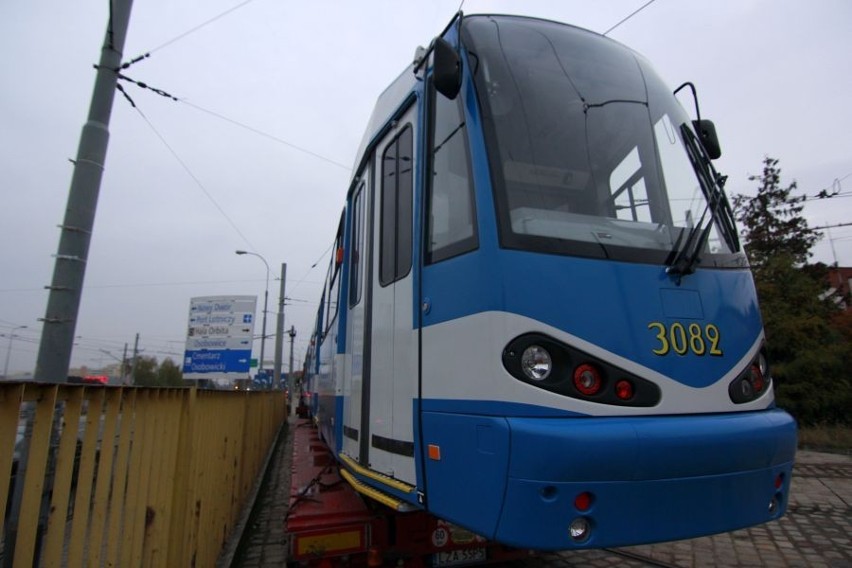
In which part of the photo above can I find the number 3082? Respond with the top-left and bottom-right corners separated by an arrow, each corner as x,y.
647,322 -> 723,356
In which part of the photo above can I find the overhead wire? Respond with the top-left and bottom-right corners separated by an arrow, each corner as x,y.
0,318 -> 35,328
122,0 -> 260,67
111,74 -> 350,171
288,240 -> 336,297
802,173 -> 851,202
0,333 -> 39,345
108,67 -> 351,170
811,222 -> 852,231
131,104 -> 259,251
111,0 -> 351,171
0,277 -> 323,294
83,277 -> 290,289
179,100 -> 350,171
603,0 -> 658,36
803,193 -> 852,202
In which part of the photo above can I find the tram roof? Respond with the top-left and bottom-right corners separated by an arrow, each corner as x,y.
350,61 -> 419,187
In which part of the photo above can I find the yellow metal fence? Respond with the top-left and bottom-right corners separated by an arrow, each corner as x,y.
0,383 -> 286,567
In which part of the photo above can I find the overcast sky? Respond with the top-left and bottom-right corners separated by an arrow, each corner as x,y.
2,0 -> 850,377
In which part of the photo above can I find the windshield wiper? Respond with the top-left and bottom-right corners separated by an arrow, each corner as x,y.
667,216 -> 712,276
667,202 -> 711,276
666,125 -> 738,277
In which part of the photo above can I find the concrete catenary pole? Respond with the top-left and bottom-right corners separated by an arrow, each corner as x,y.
121,342 -> 128,384
33,0 -> 135,383
130,332 -> 140,385
8,6 -> 136,564
273,263 -> 287,389
288,325 -> 296,414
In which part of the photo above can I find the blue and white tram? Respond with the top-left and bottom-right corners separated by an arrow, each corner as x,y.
303,13 -> 797,550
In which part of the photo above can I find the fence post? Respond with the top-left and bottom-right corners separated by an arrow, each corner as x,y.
105,388 -> 138,565
87,387 -> 124,566
0,384 -> 25,539
167,386 -> 198,566
41,386 -> 85,565
12,385 -> 59,567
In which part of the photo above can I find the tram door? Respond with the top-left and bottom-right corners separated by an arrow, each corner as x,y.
361,106 -> 419,484
341,176 -> 368,461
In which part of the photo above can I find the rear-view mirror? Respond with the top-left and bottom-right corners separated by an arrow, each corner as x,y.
693,119 -> 722,160
433,37 -> 461,100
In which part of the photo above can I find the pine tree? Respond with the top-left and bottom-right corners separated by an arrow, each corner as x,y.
733,157 -> 820,268
733,157 -> 850,424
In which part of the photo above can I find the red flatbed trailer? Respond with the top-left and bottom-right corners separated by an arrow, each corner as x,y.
285,419 -> 529,567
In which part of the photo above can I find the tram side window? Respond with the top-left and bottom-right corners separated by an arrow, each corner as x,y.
315,291 -> 325,342
426,85 -> 477,264
325,218 -> 343,334
380,125 -> 413,286
349,184 -> 365,307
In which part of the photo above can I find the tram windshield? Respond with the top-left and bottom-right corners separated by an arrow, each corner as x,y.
461,15 -> 742,267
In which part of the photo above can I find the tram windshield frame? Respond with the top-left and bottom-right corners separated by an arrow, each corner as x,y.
460,15 -> 744,268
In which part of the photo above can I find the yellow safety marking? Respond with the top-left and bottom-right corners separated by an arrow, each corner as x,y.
296,529 -> 362,556
338,453 -> 416,494
339,469 -> 412,511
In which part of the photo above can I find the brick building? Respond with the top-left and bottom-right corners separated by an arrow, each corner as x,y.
826,266 -> 852,311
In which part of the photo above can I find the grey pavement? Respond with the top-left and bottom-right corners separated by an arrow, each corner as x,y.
229,417 -> 295,568
230,420 -> 852,567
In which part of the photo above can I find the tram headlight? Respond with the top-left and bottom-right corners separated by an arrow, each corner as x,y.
758,351 -> 769,377
729,348 -> 772,404
568,517 -> 591,542
769,494 -> 781,516
502,333 -> 661,406
740,378 -> 754,398
521,345 -> 552,381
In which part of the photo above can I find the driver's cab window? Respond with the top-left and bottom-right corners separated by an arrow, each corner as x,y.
609,148 -> 651,223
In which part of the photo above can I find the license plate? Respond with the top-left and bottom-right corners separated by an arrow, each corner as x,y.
432,547 -> 487,567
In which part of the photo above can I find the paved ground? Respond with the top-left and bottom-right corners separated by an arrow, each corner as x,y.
228,417 -> 295,568
229,418 -> 852,567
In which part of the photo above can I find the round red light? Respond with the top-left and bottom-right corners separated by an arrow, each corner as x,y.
775,473 -> 784,489
615,379 -> 634,400
573,364 -> 602,396
750,364 -> 765,392
574,492 -> 593,511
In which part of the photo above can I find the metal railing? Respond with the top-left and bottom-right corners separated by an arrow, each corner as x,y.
0,382 -> 286,567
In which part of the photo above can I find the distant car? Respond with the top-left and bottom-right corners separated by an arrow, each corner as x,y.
67,375 -> 109,385
83,375 -> 108,385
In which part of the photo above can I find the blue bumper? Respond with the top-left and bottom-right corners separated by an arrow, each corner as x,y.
421,408 -> 797,550
496,410 -> 797,549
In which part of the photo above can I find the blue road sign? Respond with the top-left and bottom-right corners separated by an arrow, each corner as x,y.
183,295 -> 257,377
182,349 -> 252,374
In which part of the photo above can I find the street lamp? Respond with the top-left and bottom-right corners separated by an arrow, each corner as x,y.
3,325 -> 27,379
236,250 -> 270,375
